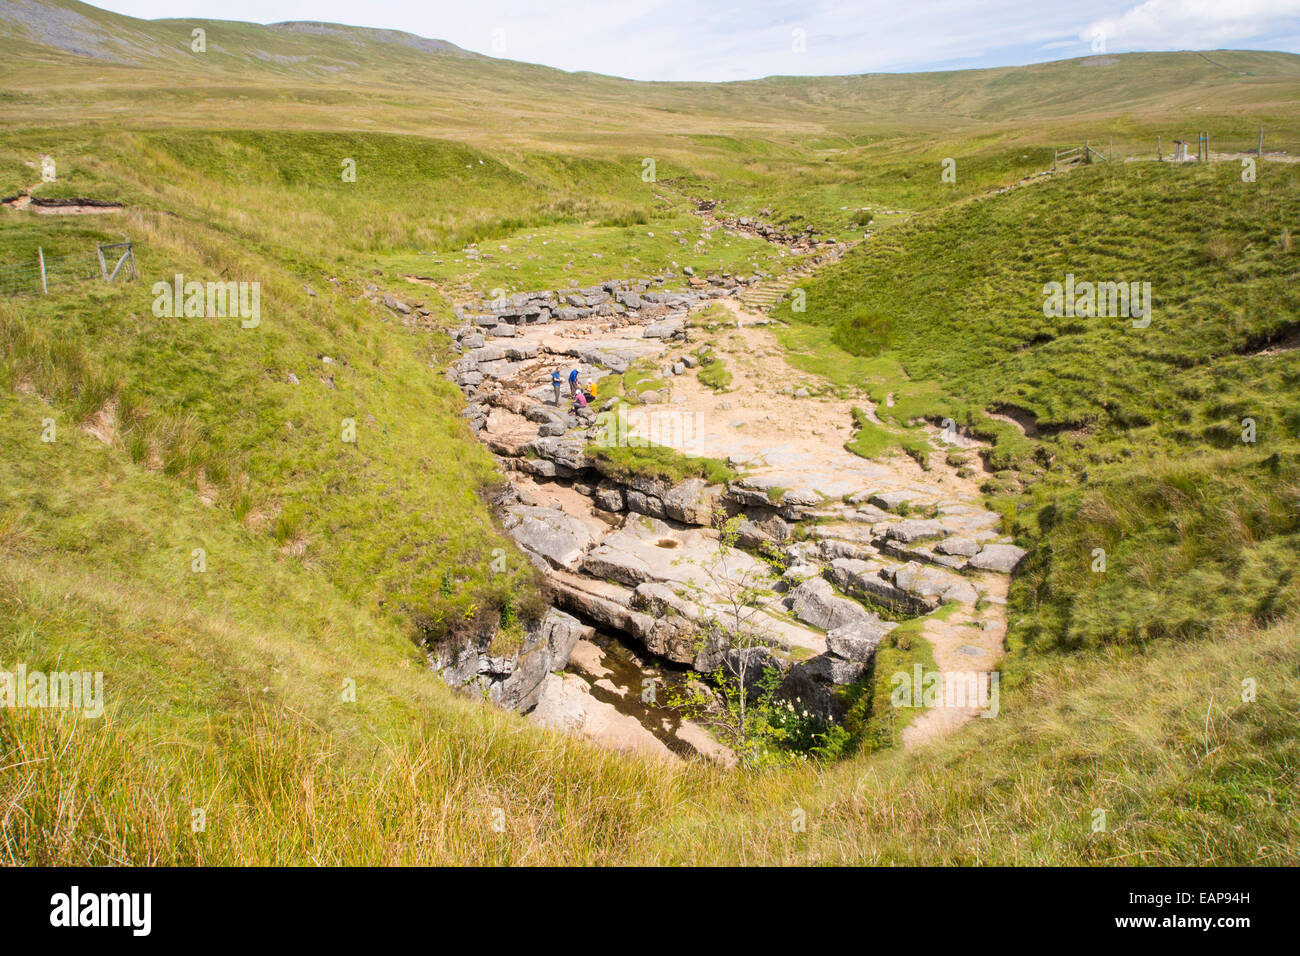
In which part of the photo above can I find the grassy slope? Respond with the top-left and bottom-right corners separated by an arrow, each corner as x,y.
775,160 -> 1300,658
3,399 -> 1296,863
2,0 -> 1299,864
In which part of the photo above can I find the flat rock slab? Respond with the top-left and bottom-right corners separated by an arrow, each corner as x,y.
894,561 -> 979,605
968,543 -> 1028,573
506,505 -> 600,571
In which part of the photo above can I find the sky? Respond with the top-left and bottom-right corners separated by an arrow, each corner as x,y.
90,0 -> 1300,81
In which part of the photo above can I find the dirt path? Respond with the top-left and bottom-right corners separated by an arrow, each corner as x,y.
901,575 -> 1007,747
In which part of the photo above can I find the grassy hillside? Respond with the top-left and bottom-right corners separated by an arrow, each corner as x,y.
3,394 -> 1296,863
2,0 -> 1299,866
775,160 -> 1300,657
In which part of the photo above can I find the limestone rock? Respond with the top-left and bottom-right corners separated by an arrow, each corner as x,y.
826,617 -> 896,662
787,576 -> 870,630
506,506 -> 599,570
968,543 -> 1027,573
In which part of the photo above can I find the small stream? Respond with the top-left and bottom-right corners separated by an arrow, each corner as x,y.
566,627 -> 707,759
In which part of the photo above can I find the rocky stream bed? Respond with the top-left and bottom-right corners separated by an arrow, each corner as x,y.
424,272 -> 1025,762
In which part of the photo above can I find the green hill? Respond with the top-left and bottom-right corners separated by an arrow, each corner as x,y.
1,0 -> 1298,865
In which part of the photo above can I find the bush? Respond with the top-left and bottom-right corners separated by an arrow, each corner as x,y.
831,307 -> 893,357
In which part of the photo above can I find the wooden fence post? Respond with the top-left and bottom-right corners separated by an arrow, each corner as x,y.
96,244 -> 108,281
38,247 -> 47,294
1258,128 -> 1264,157
1157,135 -> 1162,161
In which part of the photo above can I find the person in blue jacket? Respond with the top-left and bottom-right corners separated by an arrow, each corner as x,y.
568,367 -> 579,397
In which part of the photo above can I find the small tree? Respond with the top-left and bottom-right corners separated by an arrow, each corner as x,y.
674,513 -> 781,766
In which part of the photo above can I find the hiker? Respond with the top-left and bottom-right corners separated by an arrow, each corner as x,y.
571,389 -> 589,414
568,367 -> 579,397
587,379 -> 598,402
551,368 -> 563,405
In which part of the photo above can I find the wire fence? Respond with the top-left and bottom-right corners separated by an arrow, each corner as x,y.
0,243 -> 136,297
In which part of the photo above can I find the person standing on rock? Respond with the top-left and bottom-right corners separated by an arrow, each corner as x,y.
551,368 -> 563,405
568,367 -> 579,397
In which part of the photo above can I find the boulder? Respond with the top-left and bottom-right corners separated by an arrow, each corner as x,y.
643,318 -> 684,339
968,543 -> 1028,573
505,506 -> 599,570
893,561 -> 979,605
826,617 -> 896,662
802,652 -> 868,685
786,576 -> 870,631
594,485 -> 625,512
884,518 -> 945,543
935,536 -> 982,558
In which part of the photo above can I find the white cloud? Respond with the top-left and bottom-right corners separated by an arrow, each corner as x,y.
1083,0 -> 1300,51
87,0 -> 1300,80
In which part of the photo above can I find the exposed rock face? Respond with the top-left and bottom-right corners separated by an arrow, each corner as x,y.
433,270 -> 1026,753
495,608 -> 589,710
884,518 -> 945,543
528,673 -> 589,732
609,474 -> 720,526
826,618 -> 896,662
433,608 -> 592,713
827,557 -> 938,615
504,505 -> 600,571
893,561 -> 979,606
787,576 -> 872,630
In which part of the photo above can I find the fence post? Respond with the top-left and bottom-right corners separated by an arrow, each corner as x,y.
96,244 -> 108,281
1157,135 -> 1162,161
1258,128 -> 1264,157
38,247 -> 47,295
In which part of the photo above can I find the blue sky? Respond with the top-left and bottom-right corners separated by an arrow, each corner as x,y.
92,0 -> 1300,81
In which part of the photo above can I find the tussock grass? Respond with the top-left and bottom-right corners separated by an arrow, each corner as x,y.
779,161 -> 1300,653
586,441 -> 736,486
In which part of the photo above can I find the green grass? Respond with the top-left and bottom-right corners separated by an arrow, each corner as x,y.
0,143 -> 546,646
586,441 -> 736,486
696,350 -> 734,392
776,160 -> 1300,655
840,613 -> 939,753
845,406 -> 932,467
